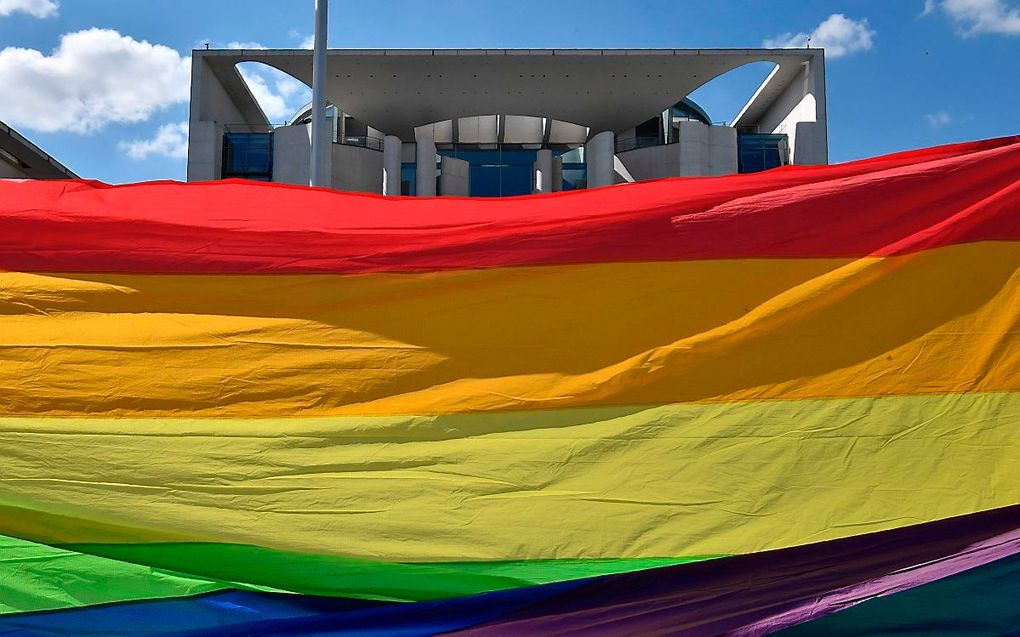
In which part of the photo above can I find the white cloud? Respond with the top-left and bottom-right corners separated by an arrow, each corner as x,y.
286,29 -> 315,49
236,63 -> 311,123
925,0 -> 1020,35
0,28 -> 309,137
0,0 -> 58,18
225,41 -> 267,50
764,14 -> 876,58
119,121 -> 189,160
924,111 -> 953,128
0,28 -> 190,134
237,67 -> 290,121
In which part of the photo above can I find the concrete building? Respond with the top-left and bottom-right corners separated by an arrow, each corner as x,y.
1,120 -> 77,180
187,48 -> 827,197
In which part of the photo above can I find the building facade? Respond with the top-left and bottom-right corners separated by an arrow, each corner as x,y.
188,48 -> 827,197
1,120 -> 77,180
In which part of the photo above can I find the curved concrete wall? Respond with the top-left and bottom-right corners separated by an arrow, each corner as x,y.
585,131 -> 615,189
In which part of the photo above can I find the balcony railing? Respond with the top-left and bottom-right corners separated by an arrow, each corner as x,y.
339,135 -> 384,151
615,136 -> 668,154
220,125 -> 386,152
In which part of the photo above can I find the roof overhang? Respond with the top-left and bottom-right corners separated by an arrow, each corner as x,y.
0,121 -> 77,179
196,48 -> 822,138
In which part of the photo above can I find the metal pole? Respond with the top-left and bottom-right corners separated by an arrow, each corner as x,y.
310,0 -> 328,187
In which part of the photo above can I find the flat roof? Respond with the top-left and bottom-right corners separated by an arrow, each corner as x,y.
196,48 -> 822,137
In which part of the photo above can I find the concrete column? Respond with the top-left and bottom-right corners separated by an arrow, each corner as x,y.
415,138 -> 437,197
551,156 -> 563,192
382,135 -> 401,196
309,0 -> 329,187
533,149 -> 553,194
440,156 -> 470,196
584,131 -> 615,189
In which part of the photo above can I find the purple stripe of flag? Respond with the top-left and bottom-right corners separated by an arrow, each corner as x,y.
454,504 -> 1020,636
736,524 -> 1020,636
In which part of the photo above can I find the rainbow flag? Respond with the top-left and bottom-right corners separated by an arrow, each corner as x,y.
1,137 -> 1019,635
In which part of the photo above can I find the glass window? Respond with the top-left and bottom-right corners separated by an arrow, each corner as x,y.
556,147 -> 586,191
222,133 -> 273,181
400,162 -> 416,196
669,98 -> 712,125
737,134 -> 789,174
436,147 -> 541,197
634,117 -> 662,148
415,144 -> 587,196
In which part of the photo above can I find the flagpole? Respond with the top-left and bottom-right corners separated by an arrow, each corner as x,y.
310,0 -> 328,187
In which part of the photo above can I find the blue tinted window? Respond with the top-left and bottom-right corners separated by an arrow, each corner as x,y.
400,163 -> 416,195
434,146 -> 585,197
633,117 -> 662,149
222,133 -> 273,180
738,134 -> 789,174
669,98 -> 712,126
560,163 -> 587,191
558,147 -> 586,191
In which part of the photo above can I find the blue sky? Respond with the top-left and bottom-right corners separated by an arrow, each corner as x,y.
0,0 -> 1018,183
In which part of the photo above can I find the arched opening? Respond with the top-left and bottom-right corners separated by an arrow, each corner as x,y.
687,61 -> 777,126
687,61 -> 793,173
234,62 -> 311,126
217,63 -> 313,181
